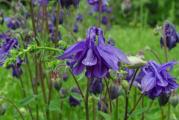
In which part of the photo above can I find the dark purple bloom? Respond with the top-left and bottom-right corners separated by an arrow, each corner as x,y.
101,16 -> 108,25
125,68 -> 134,81
59,0 -> 80,8
109,85 -> 120,100
76,14 -> 83,22
7,18 -> 21,30
0,34 -> 18,65
69,87 -> 81,107
51,10 -> 64,25
58,26 -> 129,78
73,23 -> 78,33
49,24 -> 62,42
8,58 -> 23,78
98,97 -> 108,113
135,61 -> 179,99
59,88 -> 68,98
89,78 -> 103,94
160,22 -> 179,50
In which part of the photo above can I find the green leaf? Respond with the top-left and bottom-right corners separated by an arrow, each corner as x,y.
48,99 -> 61,112
98,111 -> 111,120
19,95 -> 37,106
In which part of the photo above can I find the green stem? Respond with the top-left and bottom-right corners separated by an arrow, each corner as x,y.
69,69 -> 85,101
85,78 -> 90,120
93,98 -> 96,120
115,98 -> 119,120
129,94 -> 143,115
2,97 -> 25,120
104,78 -> 112,113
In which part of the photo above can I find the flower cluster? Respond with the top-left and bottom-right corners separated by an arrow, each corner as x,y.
135,61 -> 179,99
59,26 -> 128,78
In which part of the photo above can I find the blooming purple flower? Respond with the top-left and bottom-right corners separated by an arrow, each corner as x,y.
0,33 -> 18,65
7,18 -> 21,30
89,78 -> 103,94
160,22 -> 179,50
58,26 -> 129,78
135,61 -> 179,99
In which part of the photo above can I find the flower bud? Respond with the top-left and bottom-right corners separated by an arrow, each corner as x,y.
158,94 -> 170,106
121,80 -> 129,90
98,97 -> 108,113
169,95 -> 179,107
109,85 -> 120,100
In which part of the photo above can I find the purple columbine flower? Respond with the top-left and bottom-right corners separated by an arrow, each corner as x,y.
7,18 -> 21,30
8,58 -> 23,78
88,0 -> 109,12
135,61 -> 179,99
89,78 -> 103,94
58,26 -> 129,78
160,22 -> 179,50
0,34 -> 18,65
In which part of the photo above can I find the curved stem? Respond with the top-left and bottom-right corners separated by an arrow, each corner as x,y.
85,78 -> 90,120
1,97 -> 25,120
69,69 -> 85,101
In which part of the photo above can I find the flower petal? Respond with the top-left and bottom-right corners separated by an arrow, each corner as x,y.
58,41 -> 86,59
141,73 -> 156,92
82,48 -> 97,66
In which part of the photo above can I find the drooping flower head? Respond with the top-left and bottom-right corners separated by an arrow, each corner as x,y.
135,61 -> 179,99
6,18 -> 21,30
160,22 -> 179,50
69,87 -> 81,107
89,78 -> 103,94
0,33 -> 18,65
8,58 -> 23,78
58,26 -> 128,78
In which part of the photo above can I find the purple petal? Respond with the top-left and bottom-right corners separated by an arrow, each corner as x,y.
141,73 -> 156,92
58,41 -> 86,59
82,48 -> 97,66
72,63 -> 85,75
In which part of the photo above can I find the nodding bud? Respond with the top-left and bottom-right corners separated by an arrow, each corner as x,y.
169,94 -> 179,107
59,88 -> 68,98
89,78 -> 103,95
50,71 -> 61,91
62,73 -> 68,81
98,97 -> 108,113
158,94 -> 170,106
69,87 -> 81,107
109,85 -> 121,100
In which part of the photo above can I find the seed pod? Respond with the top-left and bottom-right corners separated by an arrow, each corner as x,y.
109,85 -> 120,100
169,95 -> 179,107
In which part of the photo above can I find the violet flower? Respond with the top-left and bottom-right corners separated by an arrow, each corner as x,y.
89,78 -> 103,94
160,22 -> 179,50
8,58 -> 23,78
136,61 -> 179,99
0,34 -> 18,65
59,0 -> 80,8
58,26 -> 129,78
69,87 -> 81,107
109,84 -> 120,100
73,23 -> 78,33
7,18 -> 21,30
88,0 -> 109,12
76,13 -> 83,22
101,16 -> 108,25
